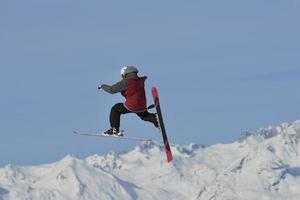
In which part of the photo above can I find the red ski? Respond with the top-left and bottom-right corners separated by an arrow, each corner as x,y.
151,87 -> 173,162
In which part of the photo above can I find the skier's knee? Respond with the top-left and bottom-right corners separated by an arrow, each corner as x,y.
112,103 -> 122,112
139,114 -> 150,121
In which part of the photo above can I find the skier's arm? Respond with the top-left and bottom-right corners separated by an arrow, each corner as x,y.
101,80 -> 126,94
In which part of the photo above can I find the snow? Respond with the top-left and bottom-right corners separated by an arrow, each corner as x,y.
1,120 -> 300,200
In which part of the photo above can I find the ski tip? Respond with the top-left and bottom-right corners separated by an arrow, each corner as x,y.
151,86 -> 158,95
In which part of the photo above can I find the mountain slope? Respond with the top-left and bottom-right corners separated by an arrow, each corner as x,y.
1,120 -> 300,200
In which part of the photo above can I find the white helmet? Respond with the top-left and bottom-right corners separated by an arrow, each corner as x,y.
120,66 -> 139,78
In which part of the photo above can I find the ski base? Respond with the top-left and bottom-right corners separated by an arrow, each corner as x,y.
151,86 -> 173,162
73,131 -> 152,142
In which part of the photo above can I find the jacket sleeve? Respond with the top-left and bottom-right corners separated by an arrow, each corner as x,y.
101,79 -> 127,94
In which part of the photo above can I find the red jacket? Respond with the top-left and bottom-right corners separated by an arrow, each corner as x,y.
122,78 -> 147,112
101,73 -> 148,112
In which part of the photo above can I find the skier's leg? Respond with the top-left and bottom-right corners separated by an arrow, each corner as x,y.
136,111 -> 159,128
110,103 -> 131,130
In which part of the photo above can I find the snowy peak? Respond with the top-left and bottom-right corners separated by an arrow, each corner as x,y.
0,155 -> 144,200
1,120 -> 300,199
237,120 -> 300,164
85,141 -> 204,173
241,120 -> 300,142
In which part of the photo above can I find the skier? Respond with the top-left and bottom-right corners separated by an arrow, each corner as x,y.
98,66 -> 159,136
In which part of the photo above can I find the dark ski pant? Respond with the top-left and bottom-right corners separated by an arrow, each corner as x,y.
110,103 -> 158,129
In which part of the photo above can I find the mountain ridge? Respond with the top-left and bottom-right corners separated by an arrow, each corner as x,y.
1,120 -> 300,200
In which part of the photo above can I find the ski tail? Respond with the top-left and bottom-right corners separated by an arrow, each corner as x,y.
151,86 -> 173,162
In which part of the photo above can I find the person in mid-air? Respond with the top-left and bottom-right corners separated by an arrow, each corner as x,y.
98,66 -> 159,136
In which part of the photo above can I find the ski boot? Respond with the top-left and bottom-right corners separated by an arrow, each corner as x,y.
103,127 -> 123,137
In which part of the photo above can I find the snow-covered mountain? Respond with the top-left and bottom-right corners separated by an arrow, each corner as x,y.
1,120 -> 300,200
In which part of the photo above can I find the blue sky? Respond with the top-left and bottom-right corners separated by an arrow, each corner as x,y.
1,0 -> 300,166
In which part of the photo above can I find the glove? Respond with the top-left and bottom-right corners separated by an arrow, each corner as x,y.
98,84 -> 103,90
